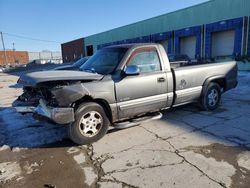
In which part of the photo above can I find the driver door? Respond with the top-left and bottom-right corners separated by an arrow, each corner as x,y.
115,47 -> 168,119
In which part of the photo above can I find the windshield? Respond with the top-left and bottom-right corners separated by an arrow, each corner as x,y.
73,57 -> 89,67
80,48 -> 128,75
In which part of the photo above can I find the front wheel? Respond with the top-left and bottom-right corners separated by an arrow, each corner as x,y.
200,83 -> 221,111
68,102 -> 110,145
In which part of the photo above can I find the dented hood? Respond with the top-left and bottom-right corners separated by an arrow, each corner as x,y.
18,70 -> 104,86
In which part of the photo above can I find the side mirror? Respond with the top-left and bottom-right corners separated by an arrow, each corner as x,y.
125,65 -> 140,76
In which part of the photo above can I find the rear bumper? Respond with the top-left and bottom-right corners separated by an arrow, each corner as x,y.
13,99 -> 75,124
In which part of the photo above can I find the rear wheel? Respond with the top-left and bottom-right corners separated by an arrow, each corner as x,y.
68,102 -> 110,145
200,83 -> 221,111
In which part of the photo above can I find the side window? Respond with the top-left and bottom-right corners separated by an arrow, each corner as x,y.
129,50 -> 161,73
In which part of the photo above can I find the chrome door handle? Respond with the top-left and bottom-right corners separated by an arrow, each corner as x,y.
157,77 -> 165,82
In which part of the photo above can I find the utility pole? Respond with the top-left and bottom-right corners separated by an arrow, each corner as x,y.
0,32 -> 8,66
12,42 -> 15,51
12,42 -> 16,65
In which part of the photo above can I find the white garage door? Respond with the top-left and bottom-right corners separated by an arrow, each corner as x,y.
180,36 -> 196,59
212,30 -> 235,57
160,40 -> 168,53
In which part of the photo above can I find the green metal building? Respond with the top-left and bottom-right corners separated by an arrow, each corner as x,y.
61,0 -> 250,69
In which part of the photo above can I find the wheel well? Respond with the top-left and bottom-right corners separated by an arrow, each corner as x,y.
72,96 -> 113,123
93,99 -> 113,123
211,78 -> 226,91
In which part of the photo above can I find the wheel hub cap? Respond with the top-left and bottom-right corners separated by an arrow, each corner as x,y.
208,89 -> 218,106
79,111 -> 103,137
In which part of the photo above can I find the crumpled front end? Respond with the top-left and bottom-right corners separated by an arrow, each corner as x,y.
13,99 -> 74,124
12,82 -> 80,125
13,96 -> 75,125
13,70 -> 100,124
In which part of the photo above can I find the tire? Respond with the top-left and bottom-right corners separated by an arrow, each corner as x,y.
68,102 -> 110,145
200,82 -> 221,111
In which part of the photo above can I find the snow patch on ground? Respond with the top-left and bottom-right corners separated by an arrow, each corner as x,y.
237,151 -> 250,171
12,147 -> 25,152
0,162 -> 21,183
0,108 -> 67,147
23,162 -> 39,174
83,167 -> 98,186
73,152 -> 97,186
0,145 -> 10,151
67,147 -> 80,154
73,153 -> 86,164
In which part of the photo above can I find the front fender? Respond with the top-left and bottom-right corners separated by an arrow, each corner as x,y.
51,84 -> 90,107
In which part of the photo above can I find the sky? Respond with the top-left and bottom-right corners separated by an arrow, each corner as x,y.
0,0 -> 209,52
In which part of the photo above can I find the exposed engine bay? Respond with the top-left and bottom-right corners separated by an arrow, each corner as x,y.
16,80 -> 81,108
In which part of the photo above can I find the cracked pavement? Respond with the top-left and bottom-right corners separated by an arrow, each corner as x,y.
0,72 -> 250,188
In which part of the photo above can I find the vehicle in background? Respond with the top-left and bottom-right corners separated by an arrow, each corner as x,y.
25,60 -> 47,68
26,59 -> 63,68
13,43 -> 238,145
54,56 -> 90,71
0,67 -> 5,72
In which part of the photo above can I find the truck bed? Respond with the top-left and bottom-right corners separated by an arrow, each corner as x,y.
171,60 -> 237,106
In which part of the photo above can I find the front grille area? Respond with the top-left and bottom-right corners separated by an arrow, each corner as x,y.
19,87 -> 58,107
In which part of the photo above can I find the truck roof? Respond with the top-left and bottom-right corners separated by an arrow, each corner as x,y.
105,43 -> 158,49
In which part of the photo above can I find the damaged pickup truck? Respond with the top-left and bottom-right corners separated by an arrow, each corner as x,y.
13,43 -> 238,144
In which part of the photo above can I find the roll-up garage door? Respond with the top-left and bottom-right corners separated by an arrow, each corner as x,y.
180,36 -> 196,59
160,40 -> 168,53
212,30 -> 235,57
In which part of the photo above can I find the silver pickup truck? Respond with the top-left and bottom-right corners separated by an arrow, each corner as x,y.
13,43 -> 238,144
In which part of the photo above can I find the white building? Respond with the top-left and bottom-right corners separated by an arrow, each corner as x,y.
28,51 -> 62,64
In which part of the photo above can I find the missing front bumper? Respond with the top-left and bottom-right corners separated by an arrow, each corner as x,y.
14,99 -> 75,124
